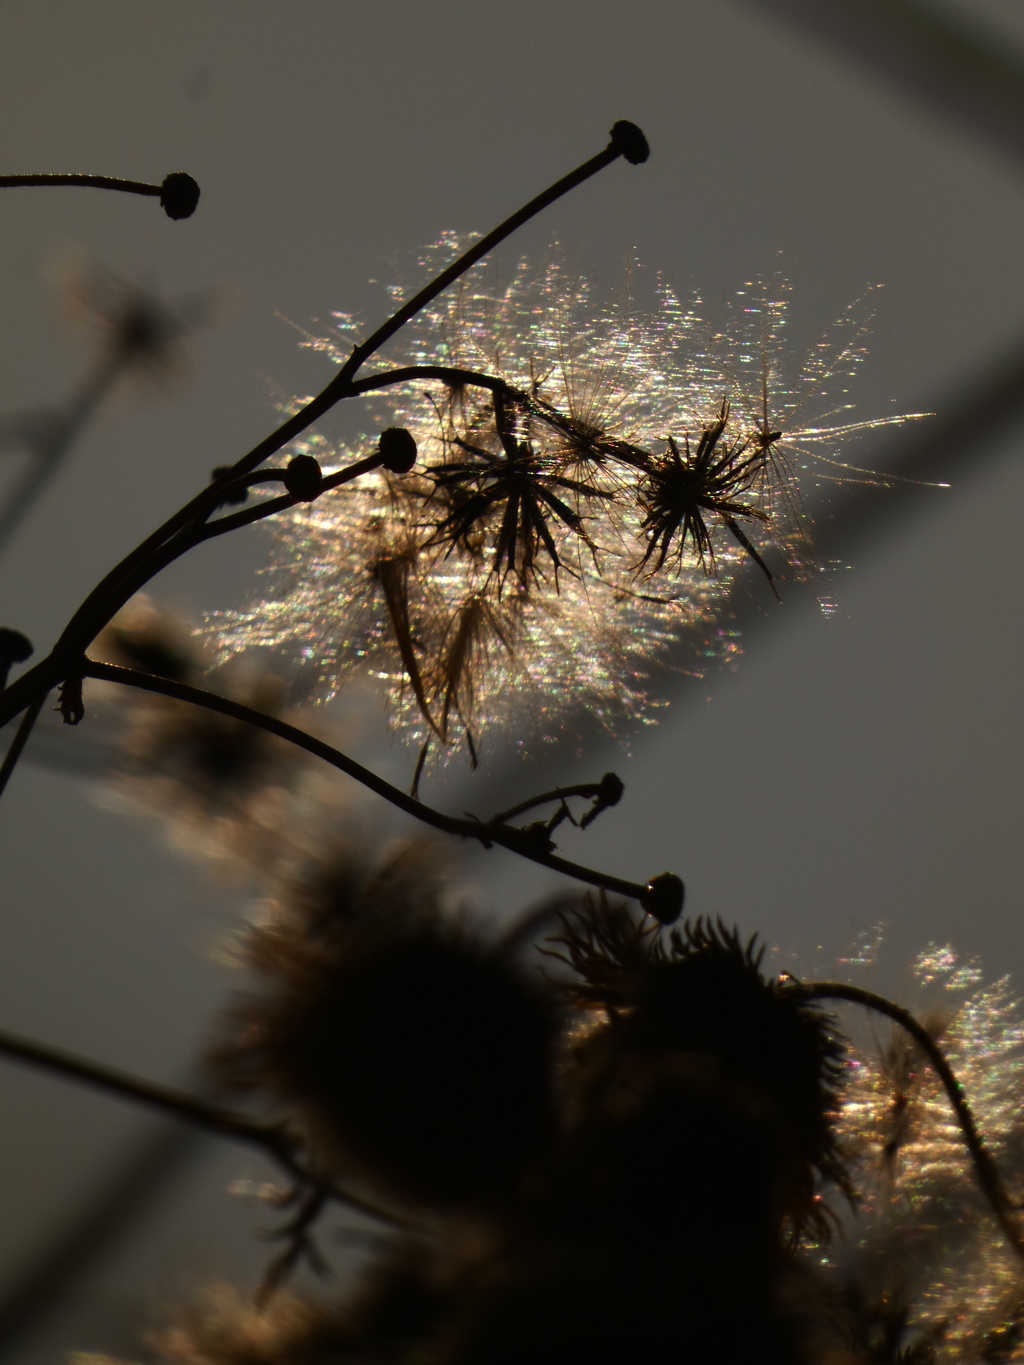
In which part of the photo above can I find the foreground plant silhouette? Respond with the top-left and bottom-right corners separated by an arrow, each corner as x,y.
0,123 -> 1015,1364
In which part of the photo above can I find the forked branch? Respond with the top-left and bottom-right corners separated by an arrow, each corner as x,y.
0,122 -> 649,734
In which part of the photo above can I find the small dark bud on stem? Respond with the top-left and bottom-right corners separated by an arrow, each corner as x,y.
640,871 -> 684,924
378,426 -> 417,474
0,628 -> 33,692
609,120 -> 650,165
211,467 -> 249,507
159,172 -> 200,220
283,455 -> 325,502
580,771 -> 625,829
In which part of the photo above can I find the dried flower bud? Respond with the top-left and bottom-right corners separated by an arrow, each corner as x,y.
283,455 -> 324,502
159,172 -> 200,220
378,426 -> 417,474
609,120 -> 649,165
640,872 -> 683,924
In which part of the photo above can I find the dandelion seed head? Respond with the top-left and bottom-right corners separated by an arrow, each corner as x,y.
210,245 -> 918,762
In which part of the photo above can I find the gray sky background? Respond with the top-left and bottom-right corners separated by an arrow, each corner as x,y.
1,0 -> 1024,1358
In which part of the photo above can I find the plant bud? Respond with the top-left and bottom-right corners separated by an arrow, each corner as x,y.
159,172 -> 200,220
640,872 -> 683,924
378,426 -> 417,474
283,455 -> 324,502
609,121 -> 649,165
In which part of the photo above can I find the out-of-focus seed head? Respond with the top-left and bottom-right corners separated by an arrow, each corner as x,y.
214,841 -> 558,1209
552,903 -> 849,1246
93,594 -> 204,685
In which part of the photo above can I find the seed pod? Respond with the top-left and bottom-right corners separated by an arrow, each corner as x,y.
640,872 -> 684,924
609,120 -> 649,165
159,172 -> 200,220
215,844 -> 558,1208
283,454 -> 324,502
378,426 -> 417,474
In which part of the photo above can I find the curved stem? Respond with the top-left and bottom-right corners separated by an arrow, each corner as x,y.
335,135 -> 628,386
82,660 -> 652,902
0,131 -> 639,731
0,451 -> 391,734
351,365 -> 514,399
198,451 -> 385,540
0,174 -> 162,196
794,980 -> 1024,1262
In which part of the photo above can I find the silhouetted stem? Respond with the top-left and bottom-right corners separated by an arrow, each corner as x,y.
82,660 -> 652,901
0,1023 -> 294,1164
0,129 -> 641,731
794,981 -> 1024,1262
0,174 -> 161,195
335,133 -> 631,385
0,692 -> 46,799
198,451 -> 385,538
0,1024 -> 394,1227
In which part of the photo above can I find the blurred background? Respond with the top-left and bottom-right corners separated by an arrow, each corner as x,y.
1,0 -> 1024,1357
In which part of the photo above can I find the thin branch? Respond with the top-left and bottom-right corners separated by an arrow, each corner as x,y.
0,1023 -> 295,1168
334,124 -> 644,386
256,1185 -> 330,1305
197,451 -> 385,539
0,127 -> 644,727
0,1023 -> 394,1230
0,173 -> 157,195
792,981 -> 1024,1263
0,172 -> 200,218
350,365 -> 515,399
82,660 -> 657,903
0,692 -> 46,800
0,1121 -> 200,1355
